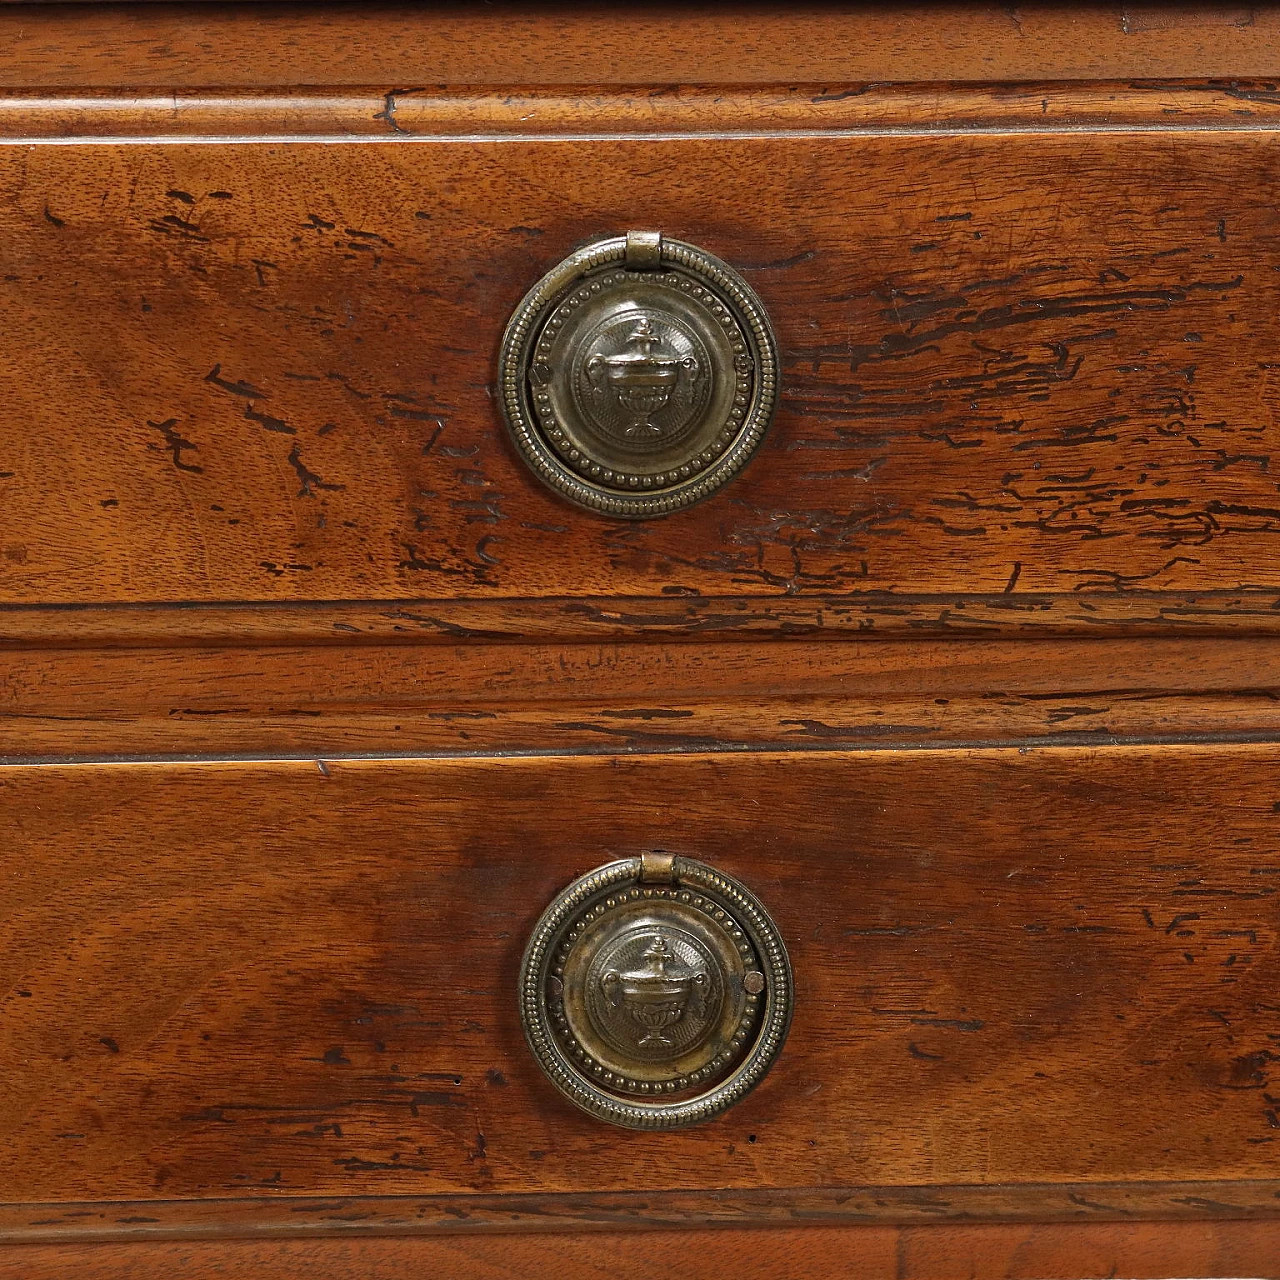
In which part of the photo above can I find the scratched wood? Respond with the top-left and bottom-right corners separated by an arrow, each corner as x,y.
1,8 -> 1279,1276
7,83 -> 1280,139
4,634 -> 1280,758
8,1179 -> 1280,1241
0,129 -> 1277,637
2,746 -> 1280,1206
4,1221 -> 1280,1280
8,590 -> 1280,644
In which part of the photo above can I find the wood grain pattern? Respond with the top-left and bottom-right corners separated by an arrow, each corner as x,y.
9,590 -> 1280,645
12,688 -> 1280,760
3,746 -> 1280,1208
7,1179 -> 1280,1241
3,6 -> 1279,1274
4,1221 -> 1280,1280
5,634 -> 1280,759
0,3 -> 1279,88
1,127 -> 1278,639
6,82 -> 1280,139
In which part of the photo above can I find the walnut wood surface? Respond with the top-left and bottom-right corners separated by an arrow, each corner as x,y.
4,635 -> 1280,759
3,746 -> 1280,1210
1,126 -> 1278,640
5,82 -> 1280,139
4,1221 -> 1280,1280
9,591 -> 1280,645
8,1179 -> 1280,1241
2,3 -> 1280,88
2,10 -> 1279,1271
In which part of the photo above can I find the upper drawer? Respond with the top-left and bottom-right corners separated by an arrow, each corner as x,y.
1,88 -> 1278,640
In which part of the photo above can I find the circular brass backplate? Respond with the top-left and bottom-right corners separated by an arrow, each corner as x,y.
499,232 -> 779,518
519,856 -> 792,1129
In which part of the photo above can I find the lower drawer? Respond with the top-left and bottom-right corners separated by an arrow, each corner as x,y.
5,1222 -> 1280,1280
1,744 -> 1278,1225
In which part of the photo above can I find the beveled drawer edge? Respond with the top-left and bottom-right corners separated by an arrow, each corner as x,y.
1,82 -> 1280,141
6,1223 -> 1280,1280
5,590 -> 1280,647
3,1180 -> 1280,1243
6,632 -> 1280,759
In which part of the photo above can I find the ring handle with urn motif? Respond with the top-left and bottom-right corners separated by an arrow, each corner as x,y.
499,231 -> 779,518
518,853 -> 792,1130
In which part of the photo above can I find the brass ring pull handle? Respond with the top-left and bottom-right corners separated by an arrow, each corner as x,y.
518,853 -> 792,1130
499,231 -> 780,518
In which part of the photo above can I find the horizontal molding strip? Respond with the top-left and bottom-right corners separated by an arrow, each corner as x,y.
4,1179 -> 1280,1242
4,592 -> 1280,646
10,731 -> 1280,769
0,83 -> 1279,140
5,633 -> 1278,758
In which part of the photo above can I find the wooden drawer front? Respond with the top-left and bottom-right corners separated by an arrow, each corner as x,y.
1,117 -> 1277,638
2,745 -> 1278,1219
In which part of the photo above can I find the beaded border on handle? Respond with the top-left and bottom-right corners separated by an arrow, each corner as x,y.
518,856 -> 793,1130
499,235 -> 780,518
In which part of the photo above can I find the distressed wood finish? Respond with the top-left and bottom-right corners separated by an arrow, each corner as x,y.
8,590 -> 1280,645
8,82 -> 1280,140
1,127 -> 1278,639
4,4 -> 1280,1272
2,746 -> 1280,1211
4,1221 -> 1280,1280
1,3 -> 1279,89
8,1179 -> 1280,1241
4,634 -> 1280,759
